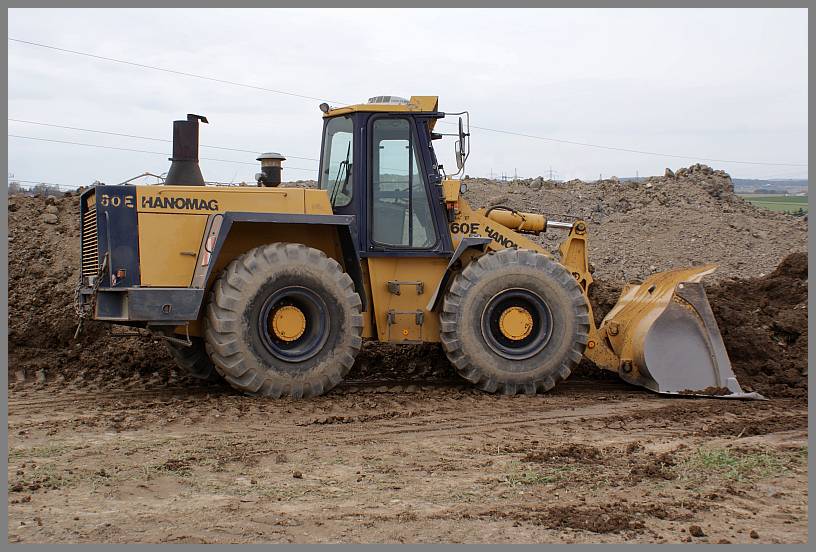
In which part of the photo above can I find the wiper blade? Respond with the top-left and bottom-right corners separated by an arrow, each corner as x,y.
330,142 -> 351,206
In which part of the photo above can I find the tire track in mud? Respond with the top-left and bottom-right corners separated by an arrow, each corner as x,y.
11,379 -> 798,445
6,379 -> 640,412
8,380 -> 649,442
7,387 -> 226,410
320,404 -> 649,444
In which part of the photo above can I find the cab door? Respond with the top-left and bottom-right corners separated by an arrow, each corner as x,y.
365,116 -> 451,343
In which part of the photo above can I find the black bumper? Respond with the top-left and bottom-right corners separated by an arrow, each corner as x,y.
78,286 -> 205,324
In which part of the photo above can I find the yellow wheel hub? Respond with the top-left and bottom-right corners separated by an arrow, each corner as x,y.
271,305 -> 306,342
499,306 -> 533,341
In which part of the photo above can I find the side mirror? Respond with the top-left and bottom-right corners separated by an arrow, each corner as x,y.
455,116 -> 468,171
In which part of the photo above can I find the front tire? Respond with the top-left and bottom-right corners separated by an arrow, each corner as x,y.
204,243 -> 363,398
440,248 -> 590,395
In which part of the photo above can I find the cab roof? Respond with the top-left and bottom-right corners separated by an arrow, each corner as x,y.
323,95 -> 440,117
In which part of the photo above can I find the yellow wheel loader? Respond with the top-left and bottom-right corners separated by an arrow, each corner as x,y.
75,96 -> 762,399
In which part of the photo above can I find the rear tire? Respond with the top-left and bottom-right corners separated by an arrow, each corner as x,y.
204,243 -> 363,398
165,337 -> 220,382
440,248 -> 590,395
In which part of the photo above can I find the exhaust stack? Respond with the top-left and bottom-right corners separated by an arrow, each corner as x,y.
165,114 -> 208,186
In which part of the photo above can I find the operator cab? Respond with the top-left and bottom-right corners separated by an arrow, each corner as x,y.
317,96 -> 457,257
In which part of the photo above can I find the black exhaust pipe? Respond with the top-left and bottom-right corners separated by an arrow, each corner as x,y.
165,114 -> 208,186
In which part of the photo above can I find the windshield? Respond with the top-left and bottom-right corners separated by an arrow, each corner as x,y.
319,116 -> 354,207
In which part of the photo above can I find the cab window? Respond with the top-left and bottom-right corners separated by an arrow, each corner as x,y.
319,115 -> 354,207
371,118 -> 437,248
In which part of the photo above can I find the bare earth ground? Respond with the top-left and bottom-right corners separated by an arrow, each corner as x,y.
7,377 -> 807,544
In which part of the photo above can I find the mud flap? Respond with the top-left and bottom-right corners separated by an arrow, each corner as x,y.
601,266 -> 765,400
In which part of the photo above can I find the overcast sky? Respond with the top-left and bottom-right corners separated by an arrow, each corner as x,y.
7,8 -> 809,188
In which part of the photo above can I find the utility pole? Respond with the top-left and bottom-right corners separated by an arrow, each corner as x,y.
549,166 -> 553,180
636,169 -> 639,182
514,168 -> 518,180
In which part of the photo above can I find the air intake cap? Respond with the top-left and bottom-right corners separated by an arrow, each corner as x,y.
256,152 -> 286,187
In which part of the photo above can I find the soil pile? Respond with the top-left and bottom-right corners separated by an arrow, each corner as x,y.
463,164 -> 807,282
707,252 -> 808,398
7,192 -> 170,382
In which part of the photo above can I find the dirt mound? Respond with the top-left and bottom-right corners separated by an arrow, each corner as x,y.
707,252 -> 808,398
480,503 -> 648,534
463,164 -> 807,282
348,342 -> 455,381
8,191 -> 173,384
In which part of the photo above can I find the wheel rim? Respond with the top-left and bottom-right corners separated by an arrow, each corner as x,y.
259,286 -> 329,362
480,288 -> 553,360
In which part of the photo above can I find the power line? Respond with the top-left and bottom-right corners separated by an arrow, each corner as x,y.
468,125 -> 808,168
8,134 -> 318,173
9,36 -> 807,169
8,118 -> 319,161
8,37 -> 348,105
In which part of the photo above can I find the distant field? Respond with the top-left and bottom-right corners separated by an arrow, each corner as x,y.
739,194 -> 808,213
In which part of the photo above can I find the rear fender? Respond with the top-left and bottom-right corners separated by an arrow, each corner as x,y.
193,212 -> 366,311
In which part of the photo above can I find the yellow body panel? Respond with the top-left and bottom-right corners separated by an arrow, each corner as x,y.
138,213 -> 208,286
136,185 -> 331,215
136,186 -> 337,288
136,185 -> 367,337
366,257 -> 448,343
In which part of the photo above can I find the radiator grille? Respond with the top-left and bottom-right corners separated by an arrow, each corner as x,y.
81,203 -> 99,278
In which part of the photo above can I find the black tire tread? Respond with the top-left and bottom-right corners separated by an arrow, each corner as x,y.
439,248 -> 590,395
204,242 -> 363,398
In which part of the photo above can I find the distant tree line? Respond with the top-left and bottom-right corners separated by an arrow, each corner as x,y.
7,180 -> 66,196
752,188 -> 787,195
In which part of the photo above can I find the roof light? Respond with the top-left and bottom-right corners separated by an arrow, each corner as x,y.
367,96 -> 409,105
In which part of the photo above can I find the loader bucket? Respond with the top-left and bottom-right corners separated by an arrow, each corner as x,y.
601,265 -> 765,400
